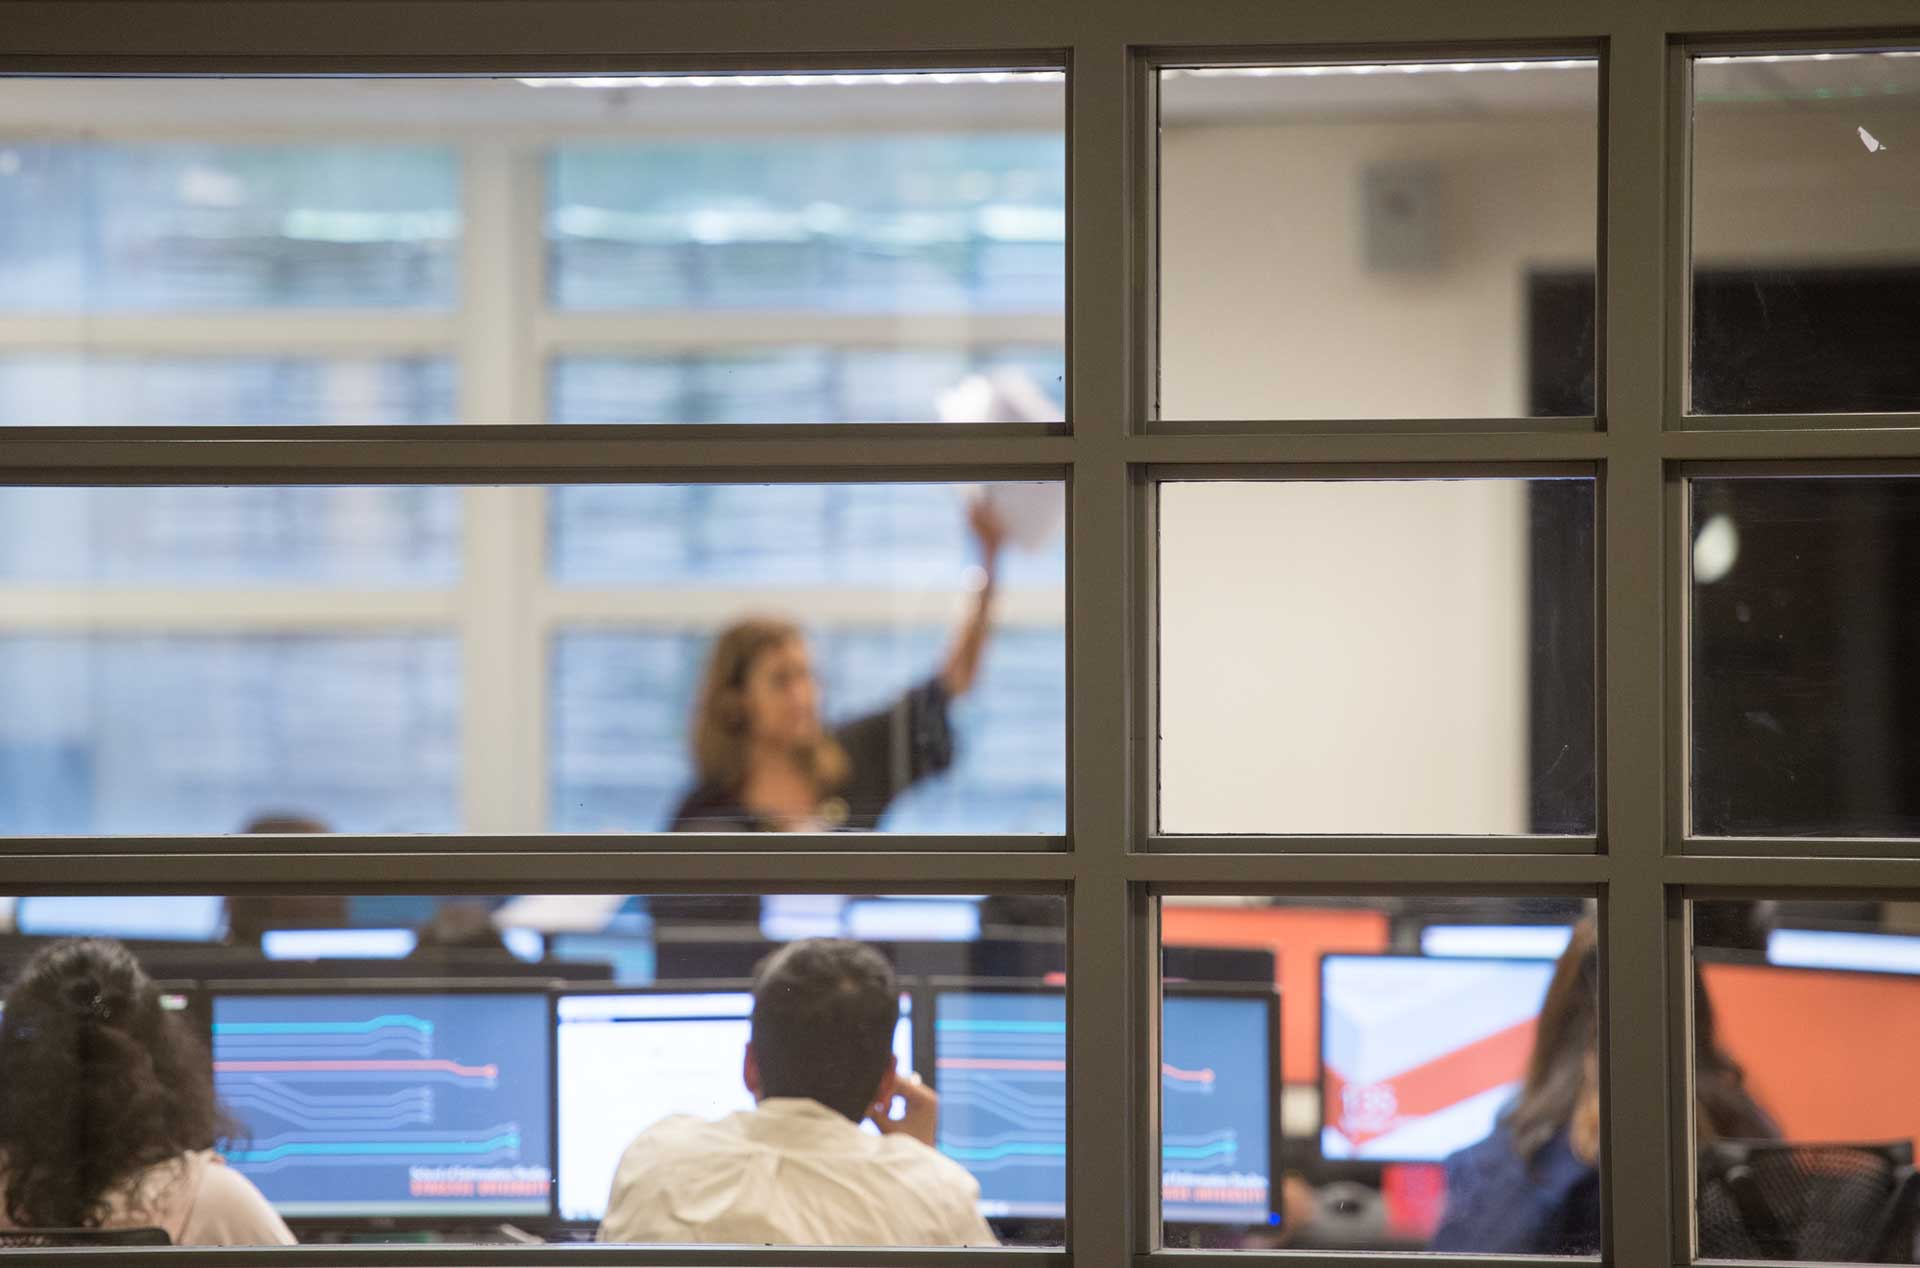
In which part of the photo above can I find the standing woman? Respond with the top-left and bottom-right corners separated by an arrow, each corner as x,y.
669,498 -> 1007,833
0,938 -> 294,1245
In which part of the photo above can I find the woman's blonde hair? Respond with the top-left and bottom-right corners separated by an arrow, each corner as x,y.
691,617 -> 850,796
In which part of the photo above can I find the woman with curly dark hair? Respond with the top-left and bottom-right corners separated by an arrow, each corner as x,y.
0,938 -> 293,1245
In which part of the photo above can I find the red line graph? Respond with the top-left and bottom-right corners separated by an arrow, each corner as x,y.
1161,1063 -> 1217,1085
214,1059 -> 499,1078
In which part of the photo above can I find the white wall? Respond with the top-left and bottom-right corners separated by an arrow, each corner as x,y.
1157,480 -> 1532,836
1153,91 -> 1920,836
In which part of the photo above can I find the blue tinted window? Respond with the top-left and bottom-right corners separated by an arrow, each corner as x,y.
550,345 -> 1064,425
549,135 -> 1065,312
0,487 -> 462,584
0,635 -> 460,834
0,355 -> 456,427
549,483 -> 1063,589
0,143 -> 460,311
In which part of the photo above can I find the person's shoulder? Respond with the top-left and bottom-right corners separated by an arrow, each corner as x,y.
618,1114 -> 736,1165
878,1135 -> 981,1193
181,1152 -> 296,1246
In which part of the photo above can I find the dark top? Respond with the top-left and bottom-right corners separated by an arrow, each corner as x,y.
666,677 -> 956,833
1429,1126 -> 1600,1256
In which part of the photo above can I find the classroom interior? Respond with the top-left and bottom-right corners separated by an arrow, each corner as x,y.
0,892 -> 1915,1252
3,43 -> 1920,1259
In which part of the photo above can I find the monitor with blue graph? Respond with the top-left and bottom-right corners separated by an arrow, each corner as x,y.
210,988 -> 553,1222
929,982 -> 1279,1227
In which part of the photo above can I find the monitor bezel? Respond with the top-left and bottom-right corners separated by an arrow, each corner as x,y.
206,978 -> 562,1232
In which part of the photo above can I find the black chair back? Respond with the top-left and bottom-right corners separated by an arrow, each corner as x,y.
0,1226 -> 172,1247
1699,1140 -> 1918,1263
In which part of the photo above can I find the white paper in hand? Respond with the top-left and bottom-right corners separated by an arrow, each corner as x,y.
983,482 -> 1065,552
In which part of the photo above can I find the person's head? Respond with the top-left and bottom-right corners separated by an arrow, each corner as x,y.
0,938 -> 228,1228
692,618 -> 848,794
239,813 -> 327,835
744,938 -> 899,1123
1502,918 -> 1776,1166
410,901 -> 510,956
1503,920 -> 1601,1165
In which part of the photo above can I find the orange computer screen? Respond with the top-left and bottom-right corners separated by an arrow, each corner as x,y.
1702,960 -> 1920,1146
1161,904 -> 1390,1084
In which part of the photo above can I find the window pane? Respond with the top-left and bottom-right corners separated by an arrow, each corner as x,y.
1157,478 -> 1596,835
549,481 -> 1066,834
0,135 -> 459,311
548,84 -> 1065,314
549,346 -> 1065,425
0,892 -> 1065,1248
1158,895 -> 1594,1253
0,355 -> 457,427
1693,898 -> 1920,1262
0,487 -> 461,584
1692,51 -> 1920,415
1689,475 -> 1920,838
0,634 -> 459,834
1157,59 -> 1599,421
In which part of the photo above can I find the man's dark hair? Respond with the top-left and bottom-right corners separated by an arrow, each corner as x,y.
749,938 -> 899,1122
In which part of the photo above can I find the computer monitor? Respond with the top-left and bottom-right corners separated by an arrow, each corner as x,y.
1319,953 -> 1556,1163
929,982 -> 1280,1227
1766,927 -> 1920,976
553,986 -> 915,1225
1419,924 -> 1576,961
759,895 -> 984,944
261,928 -> 418,961
15,895 -> 228,943
1702,958 -> 1920,1146
211,986 -> 553,1223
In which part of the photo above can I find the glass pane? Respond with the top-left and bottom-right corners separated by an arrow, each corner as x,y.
547,80 -> 1064,314
550,346 -> 1065,425
1692,51 -> 1920,415
0,355 -> 457,427
1157,59 -> 1599,421
1158,895 -> 1594,1253
1689,476 -> 1920,837
0,487 -> 460,584
0,634 -> 459,834
0,480 -> 1062,836
1693,898 -> 1920,1262
1,73 -> 1061,428
1157,478 -> 1596,835
0,135 -> 459,311
549,481 -> 1066,834
0,892 -> 1065,1248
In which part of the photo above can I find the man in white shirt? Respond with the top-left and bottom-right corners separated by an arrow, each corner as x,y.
597,938 -> 997,1247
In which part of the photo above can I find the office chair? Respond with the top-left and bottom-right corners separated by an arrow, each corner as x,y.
1698,1140 -> 1920,1262
0,1227 -> 171,1247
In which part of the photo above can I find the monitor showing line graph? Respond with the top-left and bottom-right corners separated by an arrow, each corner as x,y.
211,990 -> 553,1220
931,985 -> 1278,1226
553,989 -> 914,1225
1319,954 -> 1556,1162
1161,992 -> 1277,1226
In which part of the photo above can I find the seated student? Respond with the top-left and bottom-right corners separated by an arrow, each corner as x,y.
0,938 -> 294,1246
599,938 -> 996,1247
1431,920 -> 1774,1255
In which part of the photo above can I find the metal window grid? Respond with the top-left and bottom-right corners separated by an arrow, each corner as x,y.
3,0 -> 1920,1265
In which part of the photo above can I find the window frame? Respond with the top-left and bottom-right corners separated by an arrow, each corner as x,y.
2,1 -> 1920,1266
